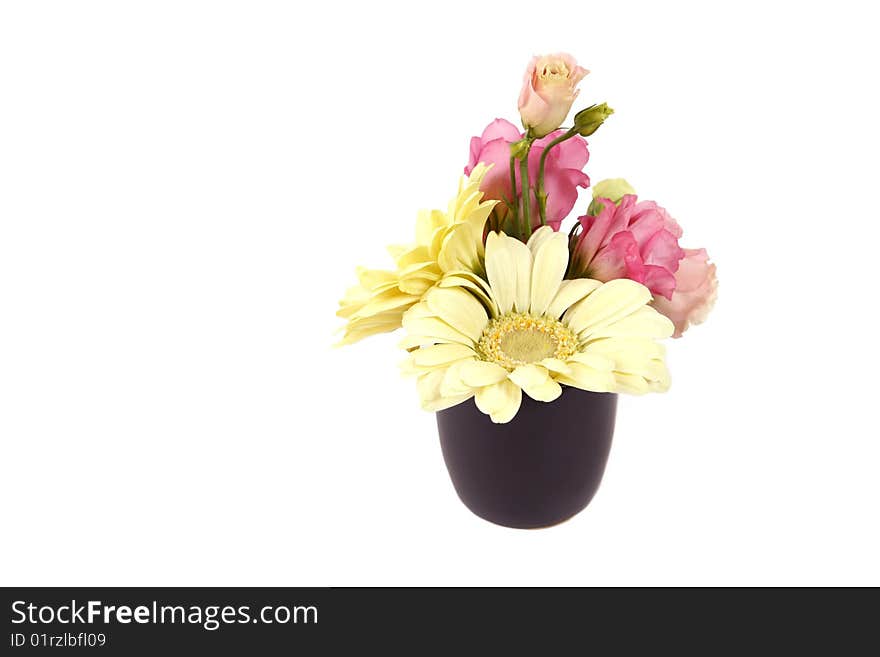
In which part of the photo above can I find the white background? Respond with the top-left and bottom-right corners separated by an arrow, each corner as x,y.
1,1 -> 878,586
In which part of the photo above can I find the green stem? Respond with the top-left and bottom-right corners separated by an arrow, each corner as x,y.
536,127 -> 578,226
507,154 -> 519,235
519,151 -> 532,239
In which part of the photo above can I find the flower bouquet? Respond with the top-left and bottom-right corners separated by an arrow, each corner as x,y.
337,53 -> 717,528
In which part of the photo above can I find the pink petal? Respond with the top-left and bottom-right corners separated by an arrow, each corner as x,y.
475,138 -> 517,201
631,200 -> 683,239
554,134 -> 590,170
465,136 -> 482,175
640,229 -> 685,273
574,209 -> 610,267
607,195 -> 636,233
627,204 -> 667,243
590,231 -> 640,282
517,87 -> 551,132
651,248 -> 718,337
517,57 -> 539,109
640,265 -> 677,300
543,168 -> 589,229
674,248 -> 713,293
481,118 -> 522,144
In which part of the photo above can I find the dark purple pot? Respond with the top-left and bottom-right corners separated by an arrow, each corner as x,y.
436,387 -> 617,529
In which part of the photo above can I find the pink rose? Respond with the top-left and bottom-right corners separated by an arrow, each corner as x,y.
651,248 -> 718,337
518,53 -> 589,137
569,195 -> 685,299
465,118 -> 589,231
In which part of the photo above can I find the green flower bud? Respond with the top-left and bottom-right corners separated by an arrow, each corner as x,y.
509,138 -> 531,160
593,178 -> 636,202
573,103 -> 614,137
587,178 -> 636,216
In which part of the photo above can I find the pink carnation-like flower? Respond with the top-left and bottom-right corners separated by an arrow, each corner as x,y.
465,119 -> 590,231
569,195 -> 685,300
651,248 -> 718,337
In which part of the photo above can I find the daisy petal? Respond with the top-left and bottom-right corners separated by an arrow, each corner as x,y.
416,370 -> 446,407
336,317 -> 404,346
511,238 -> 533,314
351,290 -> 420,319
555,363 -> 616,393
529,231 -> 569,316
508,363 -> 549,388
398,276 -> 434,296
401,300 -> 434,321
563,279 -> 652,336
412,343 -> 478,368
459,359 -> 509,387
546,279 -> 603,319
403,316 -> 475,347
526,225 -> 556,258
395,245 -> 433,269
524,380 -> 563,402
583,338 -> 670,389
584,337 -> 666,364
422,393 -> 474,411
440,360 -> 473,398
415,208 -> 447,246
355,267 -> 398,289
610,372 -> 652,394
426,287 -> 488,343
438,274 -> 498,317
540,357 -> 572,375
485,232 -> 516,314
475,380 -> 522,424
566,351 -> 615,371
509,364 -> 562,402
584,306 -> 674,340
396,261 -> 440,278
437,223 -> 482,273
485,231 -> 532,314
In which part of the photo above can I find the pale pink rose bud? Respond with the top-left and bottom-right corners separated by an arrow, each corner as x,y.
651,248 -> 718,338
518,53 -> 589,138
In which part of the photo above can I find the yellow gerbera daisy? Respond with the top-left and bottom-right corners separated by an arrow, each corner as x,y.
401,227 -> 674,423
336,165 -> 497,345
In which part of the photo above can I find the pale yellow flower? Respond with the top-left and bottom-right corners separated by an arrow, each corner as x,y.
336,165 -> 496,345
401,228 -> 674,423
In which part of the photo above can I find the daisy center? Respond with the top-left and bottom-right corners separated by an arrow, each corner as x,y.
477,313 -> 579,370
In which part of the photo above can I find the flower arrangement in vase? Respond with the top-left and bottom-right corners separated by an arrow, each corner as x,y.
337,53 -> 717,528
